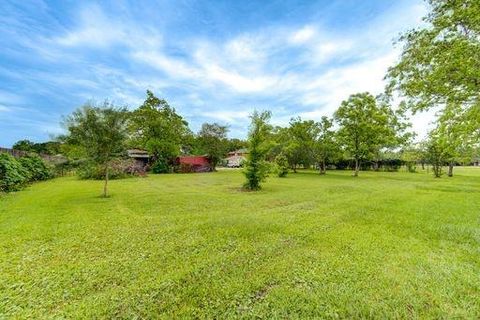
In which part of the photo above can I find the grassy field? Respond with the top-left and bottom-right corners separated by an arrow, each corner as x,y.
1,168 -> 479,318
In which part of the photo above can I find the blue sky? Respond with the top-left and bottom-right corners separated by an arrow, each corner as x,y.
0,0 -> 431,147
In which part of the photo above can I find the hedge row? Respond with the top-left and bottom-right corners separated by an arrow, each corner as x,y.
0,153 -> 53,192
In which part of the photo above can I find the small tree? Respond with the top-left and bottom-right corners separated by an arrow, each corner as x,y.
283,117 -> 318,172
196,123 -> 229,170
243,111 -> 272,190
426,134 -> 447,178
275,152 -> 289,177
314,116 -> 336,175
64,102 -> 129,197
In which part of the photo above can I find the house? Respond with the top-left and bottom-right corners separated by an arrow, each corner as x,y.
225,148 -> 248,168
227,148 -> 248,157
127,149 -> 150,167
176,155 -> 212,172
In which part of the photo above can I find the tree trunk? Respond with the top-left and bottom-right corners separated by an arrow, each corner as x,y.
421,162 -> 425,170
103,164 -> 109,197
448,162 -> 454,177
354,158 -> 359,177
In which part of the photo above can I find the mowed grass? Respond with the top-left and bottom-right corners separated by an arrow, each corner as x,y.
1,168 -> 480,319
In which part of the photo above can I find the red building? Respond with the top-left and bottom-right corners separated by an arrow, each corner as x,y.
176,155 -> 212,172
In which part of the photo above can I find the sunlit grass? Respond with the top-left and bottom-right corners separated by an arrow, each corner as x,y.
1,168 -> 479,318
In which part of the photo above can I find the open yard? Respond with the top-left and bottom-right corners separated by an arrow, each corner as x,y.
1,168 -> 480,318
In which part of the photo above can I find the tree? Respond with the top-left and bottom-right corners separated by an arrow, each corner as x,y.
314,116 -> 337,174
243,111 -> 272,190
196,123 -> 229,170
64,102 -> 129,197
12,140 -> 35,152
129,90 -> 191,173
275,152 -> 289,177
386,0 -> 480,135
401,142 -> 427,173
433,104 -> 473,177
226,138 -> 248,153
283,117 -> 319,172
334,93 -> 397,177
426,132 -> 448,178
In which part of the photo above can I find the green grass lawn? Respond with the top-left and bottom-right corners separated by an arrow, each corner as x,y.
1,168 -> 480,318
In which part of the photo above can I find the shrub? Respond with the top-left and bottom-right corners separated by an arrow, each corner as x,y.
0,153 -> 28,192
151,158 -> 170,174
406,161 -> 417,173
275,153 -> 289,177
18,155 -> 52,181
77,159 -> 144,180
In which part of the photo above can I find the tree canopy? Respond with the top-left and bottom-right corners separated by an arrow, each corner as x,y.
129,90 -> 191,171
63,102 -> 129,197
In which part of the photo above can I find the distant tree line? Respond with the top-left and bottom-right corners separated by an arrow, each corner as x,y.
4,0 -> 480,194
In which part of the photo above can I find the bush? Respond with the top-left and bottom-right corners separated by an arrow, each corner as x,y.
0,153 -> 28,192
275,153 -> 289,177
77,159 -> 145,180
18,155 -> 52,181
151,158 -> 170,174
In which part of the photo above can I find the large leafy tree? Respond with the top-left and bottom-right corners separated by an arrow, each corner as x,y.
129,90 -> 191,172
334,93 -> 397,177
196,123 -> 229,170
243,110 -> 272,190
386,0 -> 480,133
64,102 -> 129,197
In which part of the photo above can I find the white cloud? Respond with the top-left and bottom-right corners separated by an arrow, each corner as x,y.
200,110 -> 250,123
289,25 -> 316,44
55,4 -> 161,49
6,1 -> 433,142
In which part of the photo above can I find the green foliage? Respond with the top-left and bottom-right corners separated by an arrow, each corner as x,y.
283,118 -> 318,172
0,153 -> 28,192
77,159 -> 141,180
387,0 -> 480,136
0,153 -> 53,192
334,93 -> 400,176
12,139 -> 62,155
12,139 -> 35,152
129,90 -> 191,171
275,152 -> 289,177
314,116 -> 338,174
426,133 -> 448,178
226,138 -> 248,153
64,101 -> 129,197
243,111 -> 272,190
151,158 -> 170,174
18,155 -> 52,181
196,123 -> 229,170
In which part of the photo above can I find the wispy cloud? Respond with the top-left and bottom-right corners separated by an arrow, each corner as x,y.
0,0 -> 429,146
